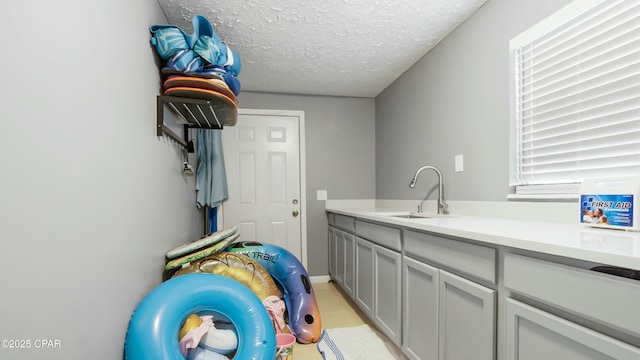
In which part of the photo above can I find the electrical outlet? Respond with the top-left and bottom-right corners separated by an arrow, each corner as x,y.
455,154 -> 464,173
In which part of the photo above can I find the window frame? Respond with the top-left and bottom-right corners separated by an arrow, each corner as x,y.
508,0 -> 640,201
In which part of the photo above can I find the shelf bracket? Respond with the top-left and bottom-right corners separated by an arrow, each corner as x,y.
156,95 -> 224,152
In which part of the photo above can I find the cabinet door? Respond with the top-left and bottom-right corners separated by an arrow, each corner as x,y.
355,237 -> 374,317
439,270 -> 495,360
328,227 -> 335,279
506,298 -> 640,360
374,245 -> 402,345
334,230 -> 345,286
403,256 -> 439,360
343,232 -> 355,298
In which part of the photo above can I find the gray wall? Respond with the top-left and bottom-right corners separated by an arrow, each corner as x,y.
375,0 -> 572,201
236,92 -> 376,276
0,0 -> 202,359
238,0 -> 574,276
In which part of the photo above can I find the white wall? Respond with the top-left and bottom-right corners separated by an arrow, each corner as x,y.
0,0 -> 201,359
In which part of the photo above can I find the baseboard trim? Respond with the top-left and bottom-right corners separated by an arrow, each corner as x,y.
310,275 -> 331,283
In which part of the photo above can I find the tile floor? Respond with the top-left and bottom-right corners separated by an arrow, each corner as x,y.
293,281 -> 408,359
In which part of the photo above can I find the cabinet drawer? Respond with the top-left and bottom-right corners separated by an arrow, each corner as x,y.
334,214 -> 355,233
504,253 -> 640,338
327,212 -> 335,226
404,230 -> 496,284
507,298 -> 640,359
355,220 -> 401,251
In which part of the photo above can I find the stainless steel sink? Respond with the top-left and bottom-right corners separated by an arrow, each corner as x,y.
386,213 -> 432,219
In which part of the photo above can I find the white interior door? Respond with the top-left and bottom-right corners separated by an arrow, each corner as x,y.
221,109 -> 306,265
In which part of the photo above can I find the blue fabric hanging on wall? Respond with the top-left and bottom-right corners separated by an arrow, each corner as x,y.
196,129 -> 228,232
207,207 -> 218,233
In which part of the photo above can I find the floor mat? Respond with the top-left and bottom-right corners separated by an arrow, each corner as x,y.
317,324 -> 397,360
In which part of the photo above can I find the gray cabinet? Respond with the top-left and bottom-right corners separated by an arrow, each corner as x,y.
438,269 -> 495,360
504,253 -> 640,340
374,244 -> 402,345
355,235 -> 402,345
402,229 -> 496,360
333,228 -> 355,297
403,255 -> 495,360
343,231 -> 355,297
353,220 -> 403,345
328,226 -> 336,278
504,253 -> 640,359
506,298 -> 640,360
403,256 -> 439,360
355,236 -> 374,317
328,211 -> 640,360
329,214 -> 356,298
334,228 -> 345,285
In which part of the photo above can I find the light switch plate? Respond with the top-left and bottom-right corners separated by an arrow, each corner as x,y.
455,154 -> 464,173
317,190 -> 328,200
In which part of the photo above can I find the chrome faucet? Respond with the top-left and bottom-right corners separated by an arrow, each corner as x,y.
409,165 -> 449,214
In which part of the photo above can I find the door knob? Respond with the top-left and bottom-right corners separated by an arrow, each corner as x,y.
292,210 -> 299,217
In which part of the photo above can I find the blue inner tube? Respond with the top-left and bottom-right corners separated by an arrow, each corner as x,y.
124,273 -> 276,360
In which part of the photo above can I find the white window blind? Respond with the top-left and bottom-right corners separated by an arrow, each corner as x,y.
509,0 -> 640,193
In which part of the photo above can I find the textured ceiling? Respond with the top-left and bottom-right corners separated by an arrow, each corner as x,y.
156,0 -> 488,97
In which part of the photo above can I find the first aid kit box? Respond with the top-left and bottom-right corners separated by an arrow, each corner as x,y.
579,177 -> 639,231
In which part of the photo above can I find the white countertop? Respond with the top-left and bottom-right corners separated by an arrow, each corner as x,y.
325,202 -> 640,270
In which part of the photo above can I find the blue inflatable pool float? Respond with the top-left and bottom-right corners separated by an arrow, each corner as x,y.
226,241 -> 323,343
124,273 -> 276,360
